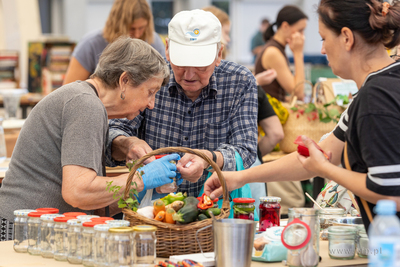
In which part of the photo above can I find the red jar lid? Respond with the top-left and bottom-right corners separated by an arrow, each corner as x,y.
36,208 -> 59,214
83,221 -> 104,227
54,216 -> 76,222
28,211 -> 47,217
233,198 -> 255,203
90,217 -> 114,222
63,212 -> 87,218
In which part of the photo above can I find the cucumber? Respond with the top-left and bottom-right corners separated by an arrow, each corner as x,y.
172,203 -> 199,224
198,214 -> 208,221
203,208 -> 221,218
183,196 -> 199,206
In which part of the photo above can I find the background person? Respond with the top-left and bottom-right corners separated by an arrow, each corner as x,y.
251,18 -> 270,63
205,0 -> 400,231
255,5 -> 308,102
107,9 -> 258,198
0,37 -> 178,241
63,0 -> 165,85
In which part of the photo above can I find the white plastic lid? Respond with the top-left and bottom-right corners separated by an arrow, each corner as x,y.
67,219 -> 83,226
40,214 -> 64,221
14,209 -> 36,216
94,224 -> 111,232
76,215 -> 100,220
105,220 -> 130,227
260,196 -> 281,203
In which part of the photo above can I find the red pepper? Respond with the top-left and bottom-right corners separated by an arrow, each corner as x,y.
197,193 -> 217,210
294,136 -> 330,160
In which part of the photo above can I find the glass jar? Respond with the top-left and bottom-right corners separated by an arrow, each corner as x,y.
82,221 -> 103,267
319,208 -> 346,241
233,198 -> 255,220
63,212 -> 87,218
93,224 -> 111,267
132,225 -> 157,266
108,227 -> 134,267
105,220 -> 130,227
54,216 -> 75,261
27,211 -> 46,256
13,209 -> 35,253
36,207 -> 59,214
67,219 -> 84,264
328,226 -> 357,260
40,213 -> 63,258
356,227 -> 369,258
283,208 -> 320,267
259,197 -> 281,231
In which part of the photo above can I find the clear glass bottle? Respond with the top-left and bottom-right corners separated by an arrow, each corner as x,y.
13,209 -> 35,253
259,196 -> 281,231
356,227 -> 369,258
82,221 -> 103,267
108,227 -> 134,267
233,198 -> 255,220
319,207 -> 346,241
53,216 -> 75,261
93,224 -> 111,267
105,220 -> 130,227
27,211 -> 46,255
67,218 -> 84,264
40,213 -> 63,258
132,225 -> 157,266
328,226 -> 357,260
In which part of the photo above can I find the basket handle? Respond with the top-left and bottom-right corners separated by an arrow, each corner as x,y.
123,147 -> 230,209
288,80 -> 314,107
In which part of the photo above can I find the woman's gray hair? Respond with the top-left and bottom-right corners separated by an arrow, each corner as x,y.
91,36 -> 169,89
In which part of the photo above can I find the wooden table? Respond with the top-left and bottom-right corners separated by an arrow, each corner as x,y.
0,93 -> 44,119
0,240 -> 368,266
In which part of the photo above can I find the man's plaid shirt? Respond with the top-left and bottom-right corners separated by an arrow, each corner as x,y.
106,60 -> 258,197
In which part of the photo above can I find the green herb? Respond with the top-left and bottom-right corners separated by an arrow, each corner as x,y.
105,160 -> 144,212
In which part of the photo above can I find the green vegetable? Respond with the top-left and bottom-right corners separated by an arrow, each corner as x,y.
233,205 -> 255,215
183,196 -> 199,206
172,200 -> 199,224
198,214 -> 209,221
161,192 -> 187,205
202,208 -> 221,218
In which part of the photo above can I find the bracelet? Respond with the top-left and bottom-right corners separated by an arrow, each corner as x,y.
205,150 -> 217,172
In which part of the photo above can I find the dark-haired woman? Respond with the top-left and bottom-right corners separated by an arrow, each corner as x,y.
205,0 -> 400,232
255,5 -> 308,102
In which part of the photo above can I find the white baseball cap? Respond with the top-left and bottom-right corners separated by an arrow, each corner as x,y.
168,9 -> 222,67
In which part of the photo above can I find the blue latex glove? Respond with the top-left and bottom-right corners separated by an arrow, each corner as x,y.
139,153 -> 181,191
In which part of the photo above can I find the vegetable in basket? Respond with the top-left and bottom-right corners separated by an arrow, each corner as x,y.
197,193 -> 218,210
161,192 -> 187,205
166,201 -> 184,212
172,197 -> 199,224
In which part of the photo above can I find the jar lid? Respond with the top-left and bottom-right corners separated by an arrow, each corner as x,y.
132,225 -> 157,232
106,220 -> 130,227
94,224 -> 111,232
260,196 -> 281,203
63,212 -> 87,218
67,219 -> 83,226
109,227 -> 134,233
40,214 -> 63,221
28,211 -> 47,217
14,209 -> 36,216
281,218 -> 311,250
328,226 -> 357,235
36,208 -> 59,214
233,198 -> 255,204
90,217 -> 114,222
76,215 -> 100,221
320,208 -> 345,215
54,216 -> 76,223
83,221 -> 103,228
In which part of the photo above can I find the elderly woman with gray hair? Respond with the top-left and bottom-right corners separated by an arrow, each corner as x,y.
0,37 -> 179,241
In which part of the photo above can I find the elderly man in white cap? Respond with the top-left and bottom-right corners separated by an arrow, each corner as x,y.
107,9 -> 258,198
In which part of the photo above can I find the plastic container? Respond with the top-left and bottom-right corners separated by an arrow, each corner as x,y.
259,197 -> 281,231
27,211 -> 46,255
40,213 -> 63,258
108,227 -> 134,267
93,224 -> 111,267
233,198 -> 255,220
13,209 -> 35,253
356,227 -> 368,258
82,221 -> 103,267
328,226 -> 357,260
67,219 -> 85,264
54,216 -> 75,261
132,225 -> 157,266
105,220 -> 130,227
36,207 -> 59,214
368,200 -> 400,267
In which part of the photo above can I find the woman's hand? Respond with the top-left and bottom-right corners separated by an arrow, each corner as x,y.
139,153 -> 181,190
297,135 -> 332,177
255,69 -> 277,86
287,32 -> 305,55
204,171 -> 245,200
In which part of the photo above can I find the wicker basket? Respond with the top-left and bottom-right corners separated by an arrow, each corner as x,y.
279,81 -> 342,153
122,147 -> 230,257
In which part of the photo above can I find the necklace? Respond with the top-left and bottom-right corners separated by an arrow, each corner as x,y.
88,78 -> 100,95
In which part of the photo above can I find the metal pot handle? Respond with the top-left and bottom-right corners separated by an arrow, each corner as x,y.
195,225 -> 214,258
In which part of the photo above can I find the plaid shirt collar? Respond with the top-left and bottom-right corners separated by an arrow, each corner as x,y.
167,68 -> 218,100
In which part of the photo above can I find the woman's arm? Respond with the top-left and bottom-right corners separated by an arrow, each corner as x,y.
63,57 -> 91,85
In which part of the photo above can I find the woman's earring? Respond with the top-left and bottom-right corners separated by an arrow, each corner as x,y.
120,91 -> 126,100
